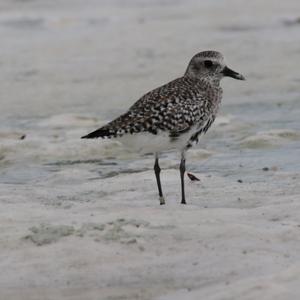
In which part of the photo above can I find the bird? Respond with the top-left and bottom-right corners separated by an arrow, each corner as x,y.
82,50 -> 245,205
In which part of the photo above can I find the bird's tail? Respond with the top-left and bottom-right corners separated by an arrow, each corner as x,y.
81,127 -> 114,139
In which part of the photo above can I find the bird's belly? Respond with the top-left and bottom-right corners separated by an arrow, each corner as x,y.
116,130 -> 193,154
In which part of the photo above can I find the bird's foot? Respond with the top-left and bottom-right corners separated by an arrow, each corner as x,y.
181,199 -> 186,205
159,196 -> 165,205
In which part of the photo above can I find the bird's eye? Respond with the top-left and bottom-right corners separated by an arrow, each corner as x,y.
204,60 -> 213,68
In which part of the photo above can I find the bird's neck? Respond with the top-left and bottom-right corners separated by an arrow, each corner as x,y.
201,76 -> 221,86
185,74 -> 221,87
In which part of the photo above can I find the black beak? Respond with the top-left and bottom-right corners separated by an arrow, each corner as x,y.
222,66 -> 245,80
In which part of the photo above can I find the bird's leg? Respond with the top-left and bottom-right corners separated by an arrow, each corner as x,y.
154,154 -> 165,205
180,151 -> 186,204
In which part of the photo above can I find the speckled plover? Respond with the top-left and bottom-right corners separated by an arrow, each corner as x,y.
82,51 -> 245,205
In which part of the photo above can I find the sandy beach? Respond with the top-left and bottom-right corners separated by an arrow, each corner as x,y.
1,0 -> 300,299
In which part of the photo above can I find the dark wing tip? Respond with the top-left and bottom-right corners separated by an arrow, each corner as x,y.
81,128 -> 112,139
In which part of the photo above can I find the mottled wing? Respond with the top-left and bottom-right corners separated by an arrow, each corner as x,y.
82,77 -> 212,139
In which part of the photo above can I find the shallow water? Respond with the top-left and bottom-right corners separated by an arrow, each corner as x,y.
1,0 -> 300,181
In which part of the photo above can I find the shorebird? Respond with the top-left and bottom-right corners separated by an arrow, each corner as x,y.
82,51 -> 245,205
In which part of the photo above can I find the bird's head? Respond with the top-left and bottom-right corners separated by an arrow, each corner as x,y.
185,50 -> 245,83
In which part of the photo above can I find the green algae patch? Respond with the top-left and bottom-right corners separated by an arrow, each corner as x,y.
25,224 -> 75,246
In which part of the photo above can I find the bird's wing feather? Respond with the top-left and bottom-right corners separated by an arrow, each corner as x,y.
82,77 -> 213,139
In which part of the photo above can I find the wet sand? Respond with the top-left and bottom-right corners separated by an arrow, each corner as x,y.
1,0 -> 300,299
